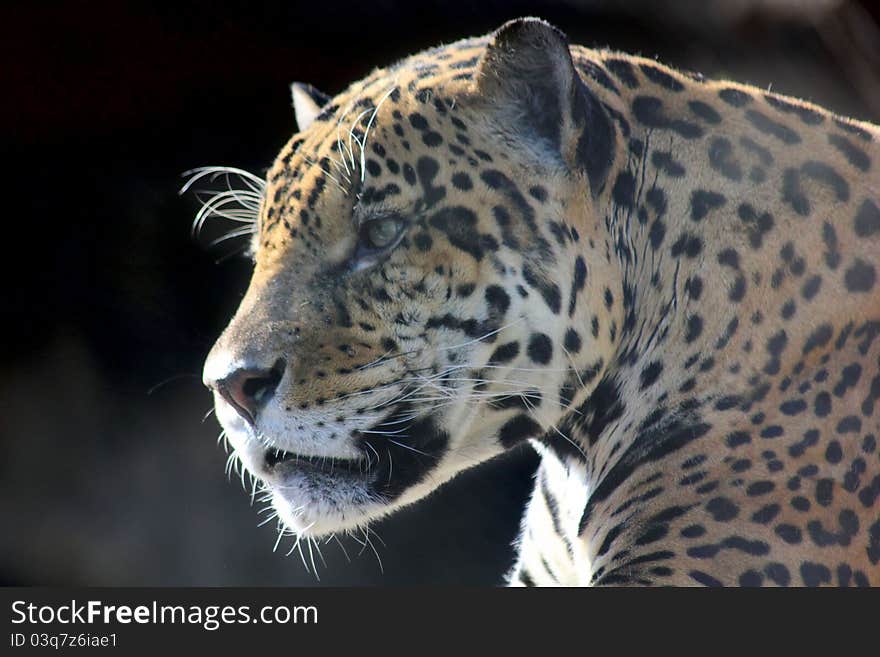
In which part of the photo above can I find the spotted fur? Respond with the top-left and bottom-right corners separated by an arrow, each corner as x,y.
202,18 -> 880,586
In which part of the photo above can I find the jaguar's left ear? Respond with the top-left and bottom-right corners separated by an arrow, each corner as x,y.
291,82 -> 331,131
475,17 -> 613,195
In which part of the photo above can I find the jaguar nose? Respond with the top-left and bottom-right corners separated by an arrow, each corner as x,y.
205,359 -> 286,425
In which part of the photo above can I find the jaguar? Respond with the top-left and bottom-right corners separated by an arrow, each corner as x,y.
199,17 -> 880,585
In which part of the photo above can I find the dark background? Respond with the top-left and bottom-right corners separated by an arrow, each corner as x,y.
2,0 -> 878,585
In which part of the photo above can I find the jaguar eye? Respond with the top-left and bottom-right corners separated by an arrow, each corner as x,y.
363,216 -> 404,250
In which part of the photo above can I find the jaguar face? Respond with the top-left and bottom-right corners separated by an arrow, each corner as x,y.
202,20 -> 619,538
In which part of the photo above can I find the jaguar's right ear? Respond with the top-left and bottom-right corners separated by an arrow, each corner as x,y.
291,82 -> 331,131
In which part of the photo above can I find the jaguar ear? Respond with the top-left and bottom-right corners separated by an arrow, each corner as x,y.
291,82 -> 331,131
475,17 -> 613,194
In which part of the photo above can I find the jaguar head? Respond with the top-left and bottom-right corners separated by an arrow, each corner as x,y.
202,18 -> 620,538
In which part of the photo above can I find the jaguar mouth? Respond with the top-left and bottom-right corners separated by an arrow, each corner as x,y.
252,403 -> 450,494
262,447 -> 368,477
221,402 -> 456,536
